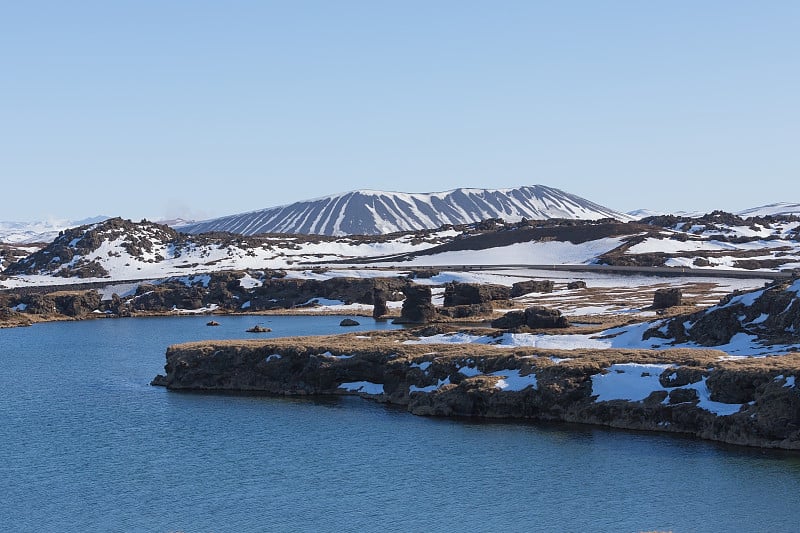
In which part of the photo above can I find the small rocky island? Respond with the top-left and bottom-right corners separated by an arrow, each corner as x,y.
153,329 -> 800,450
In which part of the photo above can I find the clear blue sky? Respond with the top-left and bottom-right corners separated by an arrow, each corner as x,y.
2,1 -> 798,222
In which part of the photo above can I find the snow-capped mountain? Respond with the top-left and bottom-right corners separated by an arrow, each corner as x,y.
0,216 -> 109,244
177,185 -> 632,236
737,203 -> 800,218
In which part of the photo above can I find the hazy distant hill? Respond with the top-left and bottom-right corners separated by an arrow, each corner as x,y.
0,216 -> 108,244
177,185 -> 632,236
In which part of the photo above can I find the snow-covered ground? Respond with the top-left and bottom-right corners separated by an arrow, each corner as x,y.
626,237 -> 791,255
0,227 -> 459,289
590,363 -> 749,415
380,237 -> 627,267
405,301 -> 800,357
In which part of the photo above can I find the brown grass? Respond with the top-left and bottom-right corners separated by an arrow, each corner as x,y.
169,329 -> 800,372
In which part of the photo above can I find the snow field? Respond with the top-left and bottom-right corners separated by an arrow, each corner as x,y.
590,363 -> 747,416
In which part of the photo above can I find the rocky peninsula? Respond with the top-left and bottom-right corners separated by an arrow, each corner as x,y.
152,329 -> 800,450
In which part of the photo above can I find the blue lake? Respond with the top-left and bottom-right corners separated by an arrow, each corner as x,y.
2,315 -> 800,532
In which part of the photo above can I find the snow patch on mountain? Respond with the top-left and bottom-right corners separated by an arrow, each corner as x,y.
737,203 -> 800,218
382,237 -> 627,267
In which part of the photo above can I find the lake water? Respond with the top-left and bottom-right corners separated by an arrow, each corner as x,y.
2,315 -> 800,532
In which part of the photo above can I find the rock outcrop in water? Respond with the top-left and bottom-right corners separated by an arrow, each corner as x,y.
152,332 -> 800,449
396,286 -> 436,324
0,273 -> 412,322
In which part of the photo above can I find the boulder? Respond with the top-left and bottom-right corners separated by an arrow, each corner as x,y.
567,281 -> 587,290
490,310 -> 526,329
653,288 -> 682,309
318,277 -> 406,306
246,325 -> 271,333
396,285 -> 436,324
491,306 -> 569,329
54,292 -> 102,317
19,291 -> 102,317
510,280 -> 554,297
340,318 -> 360,327
524,306 -> 569,329
104,293 -> 131,317
668,388 -> 699,404
438,304 -> 493,319
443,282 -> 494,307
206,320 -> 220,326
129,284 -> 206,312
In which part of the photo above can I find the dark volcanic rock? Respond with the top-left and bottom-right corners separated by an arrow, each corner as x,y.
653,288 -> 682,309
16,291 -> 102,317
340,318 -> 360,327
315,277 -> 406,307
642,279 -> 800,347
246,325 -> 271,333
668,388 -> 699,404
524,306 -> 570,329
441,282 -> 510,307
154,340 -> 800,449
397,285 -> 436,324
491,310 -> 526,329
443,282 -> 492,307
130,284 -> 205,312
104,293 -> 131,317
686,305 -> 743,346
55,292 -> 102,317
1,273 -> 413,322
485,284 -> 512,301
491,306 -> 569,329
372,288 -> 389,318
438,303 -> 493,319
567,281 -> 587,290
511,280 -> 554,297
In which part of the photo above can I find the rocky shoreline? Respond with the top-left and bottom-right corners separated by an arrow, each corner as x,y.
152,330 -> 800,450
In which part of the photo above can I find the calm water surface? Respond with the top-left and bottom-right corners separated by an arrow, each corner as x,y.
2,315 -> 800,532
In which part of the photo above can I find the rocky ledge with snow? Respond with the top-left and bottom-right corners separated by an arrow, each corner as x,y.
152,331 -> 800,449
635,278 -> 800,354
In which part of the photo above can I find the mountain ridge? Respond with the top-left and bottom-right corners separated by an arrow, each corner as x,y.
176,185 -> 632,236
